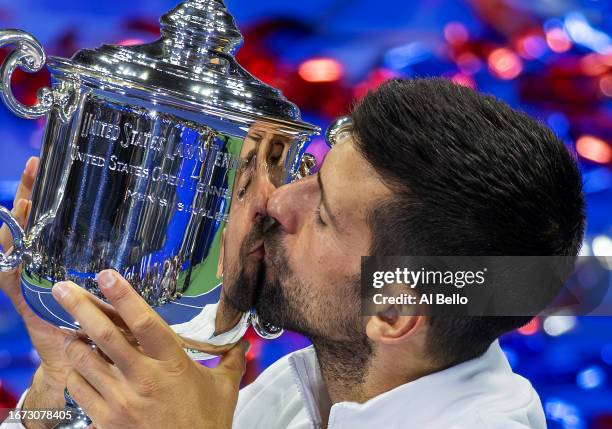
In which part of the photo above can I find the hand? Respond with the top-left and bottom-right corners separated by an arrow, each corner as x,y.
51,270 -> 248,429
215,293 -> 246,336
0,158 -> 131,429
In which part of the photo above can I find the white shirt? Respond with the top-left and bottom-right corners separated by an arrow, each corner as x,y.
3,341 -> 546,429
233,341 -> 547,429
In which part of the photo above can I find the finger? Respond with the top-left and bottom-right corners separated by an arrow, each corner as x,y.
216,339 -> 249,384
180,337 -> 237,356
23,200 -> 32,226
15,156 -> 38,205
65,370 -> 110,427
81,290 -> 132,335
64,336 -> 119,398
0,156 -> 38,252
52,281 -> 142,375
0,199 -> 28,252
96,270 -> 184,361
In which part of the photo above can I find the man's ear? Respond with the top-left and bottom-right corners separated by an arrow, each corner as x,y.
216,228 -> 226,279
365,305 -> 426,345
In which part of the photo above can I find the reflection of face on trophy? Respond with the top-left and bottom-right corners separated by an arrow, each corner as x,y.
217,124 -> 295,324
175,123 -> 313,352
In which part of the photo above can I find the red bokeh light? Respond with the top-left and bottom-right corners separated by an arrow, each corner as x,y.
488,48 -> 523,80
546,28 -> 572,53
298,58 -> 344,83
600,75 -> 612,97
456,52 -> 482,75
576,135 -> 612,164
517,318 -> 540,336
581,53 -> 609,76
516,34 -> 547,59
444,22 -> 469,45
451,73 -> 476,89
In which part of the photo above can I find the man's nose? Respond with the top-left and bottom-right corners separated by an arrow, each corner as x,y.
250,175 -> 276,224
266,176 -> 317,234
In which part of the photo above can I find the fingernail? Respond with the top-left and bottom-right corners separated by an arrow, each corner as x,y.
96,270 -> 117,289
52,282 -> 72,301
24,157 -> 36,176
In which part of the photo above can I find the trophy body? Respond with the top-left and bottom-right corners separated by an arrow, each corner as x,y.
23,87 -> 249,330
0,1 -> 318,355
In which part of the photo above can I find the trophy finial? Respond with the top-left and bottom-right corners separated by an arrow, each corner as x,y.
160,0 -> 243,66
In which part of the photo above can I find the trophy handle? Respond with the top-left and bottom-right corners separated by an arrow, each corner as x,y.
0,206 -> 27,271
250,310 -> 284,340
0,29 -> 54,119
325,116 -> 353,147
292,153 -> 317,182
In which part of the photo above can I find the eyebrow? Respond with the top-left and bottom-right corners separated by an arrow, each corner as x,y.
236,148 -> 257,181
317,167 -> 339,226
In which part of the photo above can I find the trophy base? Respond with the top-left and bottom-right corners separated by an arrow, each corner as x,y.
20,273 -> 223,330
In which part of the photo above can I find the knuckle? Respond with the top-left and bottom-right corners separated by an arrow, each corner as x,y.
93,326 -> 116,346
65,338 -> 85,360
60,289 -> 80,310
106,394 -> 131,422
75,348 -> 95,368
136,375 -> 160,397
163,358 -> 188,377
131,314 -> 157,337
109,282 -> 132,302
114,399 -> 131,417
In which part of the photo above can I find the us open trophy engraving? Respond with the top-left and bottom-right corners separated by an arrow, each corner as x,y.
0,0 -> 320,427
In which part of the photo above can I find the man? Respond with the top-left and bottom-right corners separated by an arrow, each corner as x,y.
2,78 -> 584,428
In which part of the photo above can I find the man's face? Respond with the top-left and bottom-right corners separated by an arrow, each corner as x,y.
255,134 -> 391,345
220,124 -> 291,312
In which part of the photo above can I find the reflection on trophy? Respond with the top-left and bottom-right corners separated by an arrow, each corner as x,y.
0,0 -> 319,426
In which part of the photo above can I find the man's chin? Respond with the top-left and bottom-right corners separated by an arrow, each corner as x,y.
252,269 -> 288,329
223,264 -> 262,312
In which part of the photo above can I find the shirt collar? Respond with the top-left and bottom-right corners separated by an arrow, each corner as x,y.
288,340 -> 511,428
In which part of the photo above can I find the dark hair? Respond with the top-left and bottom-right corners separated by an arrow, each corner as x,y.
352,78 -> 585,366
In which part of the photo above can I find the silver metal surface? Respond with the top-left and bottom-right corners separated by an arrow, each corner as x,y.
0,30 -> 78,120
52,0 -> 310,125
250,310 -> 284,340
0,0 -> 319,323
325,115 -> 353,147
0,30 -> 53,119
0,206 -> 26,271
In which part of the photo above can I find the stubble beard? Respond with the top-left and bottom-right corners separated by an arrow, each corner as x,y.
255,224 -> 373,389
222,221 -> 266,312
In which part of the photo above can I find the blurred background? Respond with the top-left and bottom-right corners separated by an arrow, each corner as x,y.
0,0 -> 611,427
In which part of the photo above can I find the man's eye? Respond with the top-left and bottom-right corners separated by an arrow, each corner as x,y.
268,143 -> 284,165
314,206 -> 326,226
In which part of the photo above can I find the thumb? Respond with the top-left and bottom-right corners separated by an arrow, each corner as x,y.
216,339 -> 250,380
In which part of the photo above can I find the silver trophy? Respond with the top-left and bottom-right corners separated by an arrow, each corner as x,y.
0,0 -> 319,427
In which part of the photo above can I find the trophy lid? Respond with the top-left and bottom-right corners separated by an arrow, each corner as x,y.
50,0 -> 315,130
